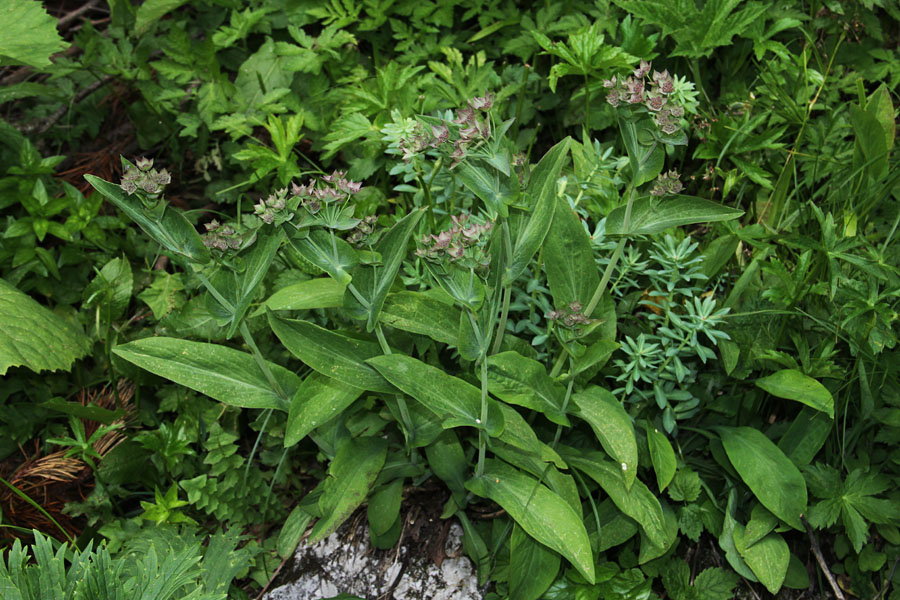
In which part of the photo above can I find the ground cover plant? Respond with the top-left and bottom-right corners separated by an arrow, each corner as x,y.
1,1 -> 899,599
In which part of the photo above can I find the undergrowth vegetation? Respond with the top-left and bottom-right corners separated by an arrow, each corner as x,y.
1,1 -> 899,599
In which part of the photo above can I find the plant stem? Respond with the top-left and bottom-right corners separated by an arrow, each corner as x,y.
585,184 -> 636,318
476,356 -> 489,478
491,220 -> 514,355
551,373 -> 576,449
240,321 -> 288,402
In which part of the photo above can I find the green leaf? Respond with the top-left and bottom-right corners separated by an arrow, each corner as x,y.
138,272 -> 184,319
495,404 -> 567,470
466,459 -> 595,584
0,0 -> 68,69
85,175 -> 210,264
424,431 -> 468,500
694,567 -> 739,600
571,386 -> 638,489
744,503 -> 778,548
509,524 -> 561,600
284,227 -> 357,286
285,372 -> 363,447
716,426 -> 807,530
638,500 -> 678,563
667,468 -> 701,502
113,337 -> 298,410
367,355 -> 504,435
308,436 -> 388,543
252,277 -> 346,316
346,208 -> 425,330
268,313 -> 394,393
456,162 -> 507,217
645,423 -> 676,492
0,279 -> 90,375
606,195 -> 744,236
561,447 -> 668,548
277,505 -> 313,559
486,351 -> 570,426
378,292 -> 460,346
619,117 -> 665,187
733,526 -> 789,594
543,195 -> 598,311
82,256 -> 133,321
504,138 -> 570,285
134,0 -> 189,35
777,407 -> 832,467
755,369 -> 834,419
368,479 -> 403,536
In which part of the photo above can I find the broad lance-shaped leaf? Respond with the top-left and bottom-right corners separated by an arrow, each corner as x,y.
252,277 -> 346,316
487,351 -> 570,426
645,422 -> 676,492
572,386 -> 638,489
367,354 -> 504,436
734,525 -> 789,595
509,525 -> 561,600
755,369 -> 834,419
113,338 -> 299,411
267,312 -> 394,393
307,436 -> 388,544
560,446 -> 668,548
504,137 -> 570,285
605,195 -> 744,236
345,208 -> 424,331
466,459 -> 595,584
0,279 -> 91,375
378,291 -> 460,346
285,372 -> 363,447
84,175 -> 210,264
543,194 -> 598,312
619,117 -> 665,187
715,426 -> 807,530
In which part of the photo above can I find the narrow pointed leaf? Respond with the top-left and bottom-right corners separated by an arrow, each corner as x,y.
85,175 -> 210,264
253,277 -> 346,316
543,196 -> 598,310
504,138 -> 570,284
645,422 -> 676,491
487,351 -> 570,426
113,337 -> 298,410
268,313 -> 394,393
606,195 -> 744,236
509,525 -> 561,600
367,354 -> 504,436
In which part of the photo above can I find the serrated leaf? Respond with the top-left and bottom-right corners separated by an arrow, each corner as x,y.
755,369 -> 834,418
0,279 -> 90,375
113,337 -> 298,410
0,0 -> 68,69
138,272 -> 184,319
466,459 -> 595,584
694,567 -> 739,600
134,0 -> 189,35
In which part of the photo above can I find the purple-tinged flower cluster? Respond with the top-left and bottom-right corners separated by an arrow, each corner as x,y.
120,157 -> 172,196
650,170 -> 684,197
202,220 -> 242,252
399,93 -> 494,167
291,170 -> 362,215
415,213 -> 494,269
603,61 -> 685,134
346,215 -> 378,246
547,301 -> 595,329
254,187 -> 289,224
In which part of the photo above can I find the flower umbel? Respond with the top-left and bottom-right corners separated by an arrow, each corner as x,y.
120,157 -> 172,197
415,213 -> 494,271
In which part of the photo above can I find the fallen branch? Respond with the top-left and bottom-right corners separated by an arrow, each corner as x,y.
802,513 -> 845,600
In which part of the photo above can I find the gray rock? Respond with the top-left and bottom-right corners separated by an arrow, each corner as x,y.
264,520 -> 482,600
